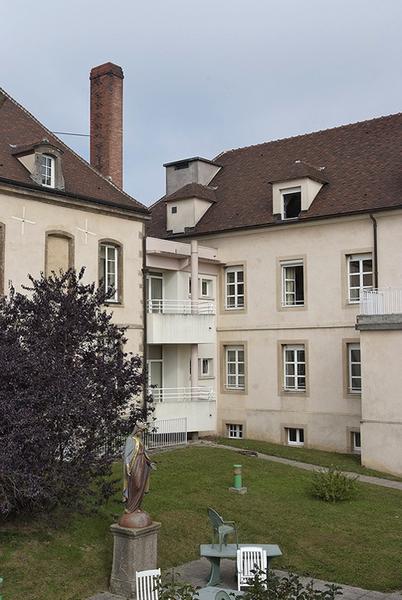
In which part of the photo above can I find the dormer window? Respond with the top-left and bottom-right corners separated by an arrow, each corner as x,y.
12,140 -> 65,191
40,154 -> 55,188
282,187 -> 301,220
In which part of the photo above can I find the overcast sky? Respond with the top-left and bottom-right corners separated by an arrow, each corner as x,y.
2,0 -> 402,205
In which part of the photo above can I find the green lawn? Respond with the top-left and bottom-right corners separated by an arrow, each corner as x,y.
214,436 -> 402,481
1,447 -> 402,600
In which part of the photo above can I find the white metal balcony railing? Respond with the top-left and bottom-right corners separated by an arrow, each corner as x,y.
360,288 -> 402,315
147,299 -> 215,315
148,387 -> 215,403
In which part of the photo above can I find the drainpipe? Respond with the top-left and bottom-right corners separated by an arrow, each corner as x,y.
370,214 -> 378,289
142,228 -> 148,418
190,241 -> 199,395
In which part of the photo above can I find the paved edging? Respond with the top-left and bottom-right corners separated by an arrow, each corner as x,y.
195,441 -> 402,491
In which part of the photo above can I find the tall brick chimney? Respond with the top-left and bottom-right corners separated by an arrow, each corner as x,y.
90,62 -> 124,188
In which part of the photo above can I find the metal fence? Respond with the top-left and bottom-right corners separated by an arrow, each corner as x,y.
145,417 -> 188,450
149,387 -> 215,403
360,288 -> 402,315
147,299 -> 215,315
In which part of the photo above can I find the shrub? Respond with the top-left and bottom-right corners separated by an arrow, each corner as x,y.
0,268 -> 151,517
157,572 -> 199,600
237,570 -> 342,600
311,466 -> 358,503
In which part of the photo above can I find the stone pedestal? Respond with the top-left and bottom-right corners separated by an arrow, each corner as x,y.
110,521 -> 161,598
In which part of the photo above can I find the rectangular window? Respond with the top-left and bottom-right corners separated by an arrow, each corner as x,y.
227,424 -> 243,439
225,346 -> 245,390
352,430 -> 361,453
347,254 -> 373,303
199,358 -> 213,377
282,261 -> 304,306
348,343 -> 361,393
201,278 -> 212,298
100,244 -> 119,302
225,266 -> 244,309
282,188 -> 301,219
283,345 -> 306,391
286,427 -> 304,446
41,154 -> 55,188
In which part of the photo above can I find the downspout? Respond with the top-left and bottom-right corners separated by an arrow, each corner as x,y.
370,214 -> 378,289
142,228 -> 148,417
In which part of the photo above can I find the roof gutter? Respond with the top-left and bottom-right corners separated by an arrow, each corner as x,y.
0,176 -> 150,219
162,204 -> 402,240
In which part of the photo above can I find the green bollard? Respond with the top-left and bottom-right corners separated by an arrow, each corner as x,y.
233,464 -> 243,489
229,464 -> 247,494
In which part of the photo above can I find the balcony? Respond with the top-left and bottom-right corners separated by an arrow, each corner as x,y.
149,387 -> 216,433
147,299 -> 215,344
149,386 -> 215,403
357,289 -> 402,331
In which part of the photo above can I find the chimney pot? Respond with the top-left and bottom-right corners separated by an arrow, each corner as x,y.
90,62 -> 124,188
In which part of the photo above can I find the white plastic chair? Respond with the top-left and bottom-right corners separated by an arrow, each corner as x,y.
135,568 -> 161,600
237,546 -> 267,591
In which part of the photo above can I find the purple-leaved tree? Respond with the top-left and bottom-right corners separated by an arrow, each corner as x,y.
0,268 -> 149,517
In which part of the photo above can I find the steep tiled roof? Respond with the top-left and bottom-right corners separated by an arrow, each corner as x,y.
165,183 -> 217,203
0,88 -> 148,215
148,113 -> 402,237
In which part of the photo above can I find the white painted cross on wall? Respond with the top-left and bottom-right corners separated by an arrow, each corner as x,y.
12,206 -> 36,235
77,219 -> 97,244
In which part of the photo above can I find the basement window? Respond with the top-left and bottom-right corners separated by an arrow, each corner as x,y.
286,427 -> 304,446
227,424 -> 243,439
282,188 -> 301,220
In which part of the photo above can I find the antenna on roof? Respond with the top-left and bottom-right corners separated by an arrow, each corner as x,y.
52,131 -> 90,138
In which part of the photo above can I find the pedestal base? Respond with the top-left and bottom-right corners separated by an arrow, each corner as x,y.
229,486 -> 247,494
110,521 -> 161,598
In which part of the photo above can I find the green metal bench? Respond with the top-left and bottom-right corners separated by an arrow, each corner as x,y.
207,507 -> 238,550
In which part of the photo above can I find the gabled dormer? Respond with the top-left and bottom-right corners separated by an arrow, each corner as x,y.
12,139 -> 65,190
165,182 -> 217,234
269,161 -> 328,220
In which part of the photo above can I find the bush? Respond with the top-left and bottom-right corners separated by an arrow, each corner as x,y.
0,268 -> 150,517
237,570 -> 342,600
311,466 -> 358,503
157,572 -> 199,600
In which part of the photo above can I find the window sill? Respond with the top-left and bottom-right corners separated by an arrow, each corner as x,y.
224,386 -> 246,394
199,375 -> 214,380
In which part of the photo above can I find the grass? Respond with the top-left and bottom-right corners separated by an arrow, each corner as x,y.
214,436 -> 402,481
0,446 -> 401,599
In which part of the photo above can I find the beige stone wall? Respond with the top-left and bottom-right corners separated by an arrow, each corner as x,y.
0,187 -> 144,356
193,214 -> 378,451
360,329 -> 402,475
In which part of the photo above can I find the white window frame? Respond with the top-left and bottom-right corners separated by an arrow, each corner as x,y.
199,357 -> 213,378
41,154 -> 55,188
227,423 -> 243,439
225,345 -> 245,390
348,343 -> 361,393
200,278 -> 213,298
347,253 -> 373,304
283,344 -> 306,392
281,187 -> 301,220
286,427 -> 305,446
281,260 -> 304,307
100,243 -> 119,303
225,266 -> 245,310
352,430 -> 361,453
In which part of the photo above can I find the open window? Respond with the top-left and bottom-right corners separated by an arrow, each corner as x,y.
99,241 -> 122,303
282,188 -> 301,220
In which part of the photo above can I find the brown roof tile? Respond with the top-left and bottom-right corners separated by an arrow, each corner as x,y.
0,88 -> 148,215
148,113 -> 402,237
165,183 -> 217,203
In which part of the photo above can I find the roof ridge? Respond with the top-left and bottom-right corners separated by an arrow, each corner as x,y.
0,86 -> 147,212
214,112 -> 402,159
